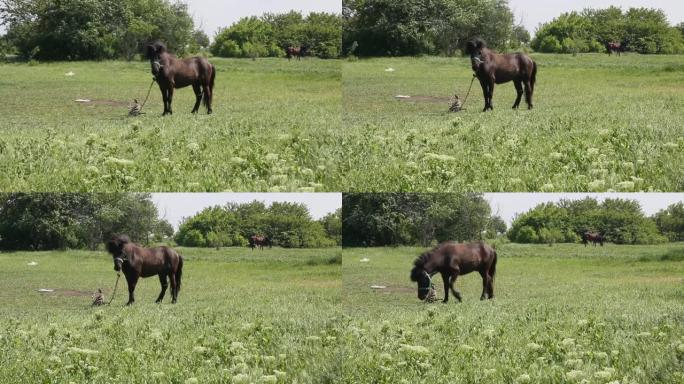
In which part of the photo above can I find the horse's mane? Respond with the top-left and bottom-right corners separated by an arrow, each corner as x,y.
471,38 -> 486,48
410,248 -> 436,281
106,234 -> 131,255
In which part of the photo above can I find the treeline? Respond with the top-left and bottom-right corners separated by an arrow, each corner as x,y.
342,193 -> 506,247
0,0 -> 206,60
342,0 -> 529,56
0,193 -> 171,251
508,198 -> 684,245
533,7 -> 684,54
175,201 -> 341,248
211,11 -> 342,59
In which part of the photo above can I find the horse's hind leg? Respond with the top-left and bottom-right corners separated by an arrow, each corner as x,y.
166,87 -> 174,115
169,271 -> 178,304
524,80 -> 533,109
191,84 -> 202,113
156,273 -> 168,303
202,84 -> 213,114
512,80 -> 523,109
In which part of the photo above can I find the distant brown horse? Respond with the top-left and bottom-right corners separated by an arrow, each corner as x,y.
249,235 -> 272,250
145,41 -> 215,115
410,241 -> 497,303
465,38 -> 537,111
285,45 -> 308,61
106,235 -> 183,305
605,42 -> 623,56
582,231 -> 605,247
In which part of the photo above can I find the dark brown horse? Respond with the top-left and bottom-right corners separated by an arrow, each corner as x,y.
582,231 -> 605,247
249,235 -> 272,250
285,45 -> 308,61
106,235 -> 183,305
465,38 -> 537,111
145,41 -> 215,115
410,241 -> 497,303
605,42 -> 623,56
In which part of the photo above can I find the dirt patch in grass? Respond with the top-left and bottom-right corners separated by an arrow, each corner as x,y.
394,95 -> 451,103
38,288 -> 95,297
75,99 -> 129,107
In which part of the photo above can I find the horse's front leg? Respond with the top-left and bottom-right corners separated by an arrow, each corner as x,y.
159,85 -> 169,116
166,86 -> 174,115
487,80 -> 495,111
449,272 -> 463,302
156,273 -> 168,303
479,78 -> 489,112
125,274 -> 139,306
441,272 -> 450,303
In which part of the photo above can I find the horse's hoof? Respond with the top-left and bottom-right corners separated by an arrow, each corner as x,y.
207,110 -> 213,115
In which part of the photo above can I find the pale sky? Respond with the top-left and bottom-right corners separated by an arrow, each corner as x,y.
151,193 -> 341,230
185,0 -> 341,38
485,193 -> 684,226
508,0 -> 684,37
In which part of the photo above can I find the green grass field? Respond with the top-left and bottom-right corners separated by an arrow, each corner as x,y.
342,243 -> 684,383
0,58 -> 341,192
0,247 -> 342,383
341,54 -> 684,192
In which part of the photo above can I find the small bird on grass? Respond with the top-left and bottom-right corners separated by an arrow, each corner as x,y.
449,95 -> 462,112
91,289 -> 105,306
128,99 -> 143,116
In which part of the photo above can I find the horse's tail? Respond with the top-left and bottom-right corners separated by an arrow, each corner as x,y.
175,256 -> 183,293
489,250 -> 497,279
530,60 -> 537,93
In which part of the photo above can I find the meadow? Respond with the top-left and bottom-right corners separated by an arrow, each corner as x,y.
0,58 -> 341,192
342,242 -> 684,383
341,54 -> 684,192
0,247 -> 342,383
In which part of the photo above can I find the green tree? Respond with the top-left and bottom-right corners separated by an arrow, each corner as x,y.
653,202 -> 684,242
1,0 -> 195,60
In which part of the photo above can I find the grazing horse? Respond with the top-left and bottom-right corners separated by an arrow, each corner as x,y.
249,235 -> 272,250
605,42 -> 623,56
465,38 -> 537,111
582,232 -> 605,247
285,45 -> 308,61
106,235 -> 183,305
145,41 -> 215,115
410,241 -> 497,303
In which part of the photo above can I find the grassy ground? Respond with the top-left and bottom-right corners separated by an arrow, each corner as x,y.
0,247 -> 342,383
342,243 -> 684,383
0,58 -> 341,192
341,54 -> 684,191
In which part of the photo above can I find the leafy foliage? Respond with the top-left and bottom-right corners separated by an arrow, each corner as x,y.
343,0 -> 527,56
0,0 -> 195,60
508,197 -> 668,245
211,11 -> 342,59
342,193 -> 499,247
175,201 -> 340,248
532,6 -> 684,54
653,202 -> 684,242
0,193 -> 171,250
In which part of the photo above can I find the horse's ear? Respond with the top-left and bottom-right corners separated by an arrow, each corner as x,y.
475,39 -> 485,49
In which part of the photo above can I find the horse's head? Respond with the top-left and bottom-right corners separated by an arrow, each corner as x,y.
106,235 -> 131,272
465,38 -> 487,68
410,265 -> 434,301
145,41 -> 168,76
